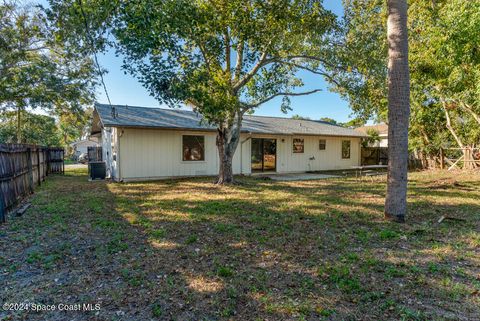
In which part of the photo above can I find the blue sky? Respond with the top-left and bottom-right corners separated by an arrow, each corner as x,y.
41,0 -> 353,122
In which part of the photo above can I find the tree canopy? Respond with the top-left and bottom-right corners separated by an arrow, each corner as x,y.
326,0 -> 480,157
0,1 -> 97,143
48,0 -> 340,182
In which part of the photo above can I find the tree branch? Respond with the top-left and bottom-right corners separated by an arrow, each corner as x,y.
442,101 -> 464,148
224,28 -> 231,78
244,88 -> 322,109
460,102 -> 480,125
279,60 -> 342,87
233,40 -> 244,83
232,51 -> 270,93
232,54 -> 345,93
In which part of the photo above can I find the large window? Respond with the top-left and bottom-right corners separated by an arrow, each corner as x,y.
319,139 -> 326,150
183,135 -> 205,161
341,140 -> 351,159
293,138 -> 304,153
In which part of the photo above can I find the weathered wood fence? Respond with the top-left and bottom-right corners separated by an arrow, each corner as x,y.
440,147 -> 480,170
87,146 -> 102,162
0,144 -> 64,223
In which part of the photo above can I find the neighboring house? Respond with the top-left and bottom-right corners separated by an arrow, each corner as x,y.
91,103 -> 367,181
355,124 -> 388,147
69,139 -> 100,158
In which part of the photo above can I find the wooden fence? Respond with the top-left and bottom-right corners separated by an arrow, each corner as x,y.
87,146 -> 103,162
440,147 -> 480,170
0,144 -> 64,223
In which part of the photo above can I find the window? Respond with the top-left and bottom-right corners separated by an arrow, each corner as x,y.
183,135 -> 205,161
341,140 -> 351,159
319,139 -> 326,150
293,138 -> 304,153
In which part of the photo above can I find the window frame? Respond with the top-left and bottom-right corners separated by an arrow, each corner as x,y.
319,139 -> 326,151
341,140 -> 351,159
292,138 -> 305,153
182,135 -> 205,162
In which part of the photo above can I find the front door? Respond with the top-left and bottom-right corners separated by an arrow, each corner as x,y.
251,138 -> 276,172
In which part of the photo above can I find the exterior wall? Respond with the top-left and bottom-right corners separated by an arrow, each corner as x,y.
367,135 -> 388,148
117,128 -> 245,181
379,136 -> 388,147
114,128 -> 361,181
72,140 -> 99,157
267,135 -> 361,172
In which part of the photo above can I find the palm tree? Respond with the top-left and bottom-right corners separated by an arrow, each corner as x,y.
384,0 -> 410,222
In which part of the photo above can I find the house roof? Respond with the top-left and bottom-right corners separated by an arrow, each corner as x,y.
355,123 -> 388,136
94,103 -> 367,138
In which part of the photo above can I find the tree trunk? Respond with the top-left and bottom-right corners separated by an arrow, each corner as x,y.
384,0 -> 410,223
16,105 -> 22,144
215,114 -> 242,184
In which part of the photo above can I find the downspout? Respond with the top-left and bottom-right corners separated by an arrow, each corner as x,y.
240,133 -> 252,174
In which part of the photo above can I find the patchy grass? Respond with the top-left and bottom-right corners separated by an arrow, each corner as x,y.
0,168 -> 479,320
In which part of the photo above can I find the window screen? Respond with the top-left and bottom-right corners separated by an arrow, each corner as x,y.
183,135 -> 205,161
319,139 -> 326,150
293,138 -> 304,153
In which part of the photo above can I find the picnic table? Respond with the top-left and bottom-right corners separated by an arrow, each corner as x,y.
351,165 -> 388,180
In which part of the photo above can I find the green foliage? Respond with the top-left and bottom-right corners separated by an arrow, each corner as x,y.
327,0 -> 480,153
0,110 -> 62,146
362,128 -> 380,147
48,0 -> 338,147
318,117 -> 337,125
0,1 -> 97,142
291,114 -> 311,120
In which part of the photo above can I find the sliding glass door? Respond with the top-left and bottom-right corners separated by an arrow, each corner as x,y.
251,138 -> 276,172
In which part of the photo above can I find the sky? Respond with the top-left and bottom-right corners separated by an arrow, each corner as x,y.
40,1 -> 353,122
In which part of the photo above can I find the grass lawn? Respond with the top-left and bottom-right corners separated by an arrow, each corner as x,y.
1,168 -> 479,320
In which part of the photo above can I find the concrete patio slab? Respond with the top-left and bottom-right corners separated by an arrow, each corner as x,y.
265,173 -> 341,181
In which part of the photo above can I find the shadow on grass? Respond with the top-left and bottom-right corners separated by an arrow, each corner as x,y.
1,169 -> 479,320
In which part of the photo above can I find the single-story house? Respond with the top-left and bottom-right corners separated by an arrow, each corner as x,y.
69,139 -> 100,158
355,124 -> 388,147
91,103 -> 367,181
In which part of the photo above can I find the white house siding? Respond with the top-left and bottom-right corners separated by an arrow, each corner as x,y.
71,140 -> 99,157
117,128 -> 245,181
241,135 -> 361,173
113,128 -> 361,181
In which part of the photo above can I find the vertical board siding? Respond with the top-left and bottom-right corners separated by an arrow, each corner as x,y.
115,129 -> 361,180
0,144 -> 64,222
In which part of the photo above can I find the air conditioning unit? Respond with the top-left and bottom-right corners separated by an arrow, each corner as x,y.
89,161 -> 106,180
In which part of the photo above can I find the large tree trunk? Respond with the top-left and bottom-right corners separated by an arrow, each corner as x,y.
215,113 -> 242,184
384,0 -> 410,222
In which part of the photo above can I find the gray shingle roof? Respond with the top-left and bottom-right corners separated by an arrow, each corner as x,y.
94,103 -> 366,138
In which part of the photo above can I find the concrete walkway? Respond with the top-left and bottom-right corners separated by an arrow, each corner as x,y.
265,173 -> 341,181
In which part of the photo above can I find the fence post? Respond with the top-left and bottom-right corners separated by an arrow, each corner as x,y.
440,148 -> 445,169
37,148 -> 41,186
27,148 -> 34,194
0,193 -> 5,223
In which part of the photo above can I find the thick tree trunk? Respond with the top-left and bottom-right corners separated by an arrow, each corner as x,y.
215,114 -> 242,184
385,0 -> 410,222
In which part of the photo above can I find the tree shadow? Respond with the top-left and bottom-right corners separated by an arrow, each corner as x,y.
1,171 -> 479,320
